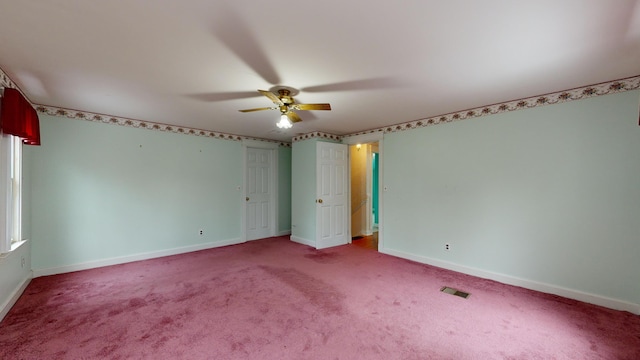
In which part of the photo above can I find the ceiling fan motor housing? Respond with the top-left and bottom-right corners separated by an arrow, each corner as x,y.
277,89 -> 294,105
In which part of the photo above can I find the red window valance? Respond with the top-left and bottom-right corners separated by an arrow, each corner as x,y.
1,88 -> 41,146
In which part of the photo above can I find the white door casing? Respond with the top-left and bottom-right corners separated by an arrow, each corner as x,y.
342,132 -> 384,251
245,147 -> 275,240
316,142 -> 349,249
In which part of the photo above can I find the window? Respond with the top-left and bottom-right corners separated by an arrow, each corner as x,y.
0,134 -> 23,254
10,134 -> 22,247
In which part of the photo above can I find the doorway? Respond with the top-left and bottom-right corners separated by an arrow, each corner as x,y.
349,142 -> 379,250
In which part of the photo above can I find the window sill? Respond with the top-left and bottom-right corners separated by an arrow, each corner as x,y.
0,239 -> 28,259
11,239 -> 27,251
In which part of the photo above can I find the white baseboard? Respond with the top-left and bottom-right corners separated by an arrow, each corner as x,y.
33,238 -> 244,277
290,235 -> 351,250
316,237 -> 350,250
290,235 -> 315,248
380,247 -> 640,315
0,274 -> 32,322
277,230 -> 291,236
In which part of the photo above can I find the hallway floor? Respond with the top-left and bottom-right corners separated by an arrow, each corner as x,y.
351,232 -> 378,251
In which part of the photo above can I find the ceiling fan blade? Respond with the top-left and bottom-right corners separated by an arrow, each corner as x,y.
186,91 -> 260,102
301,77 -> 406,93
286,111 -> 302,123
258,90 -> 283,105
293,103 -> 331,111
239,107 -> 274,113
212,5 -> 280,85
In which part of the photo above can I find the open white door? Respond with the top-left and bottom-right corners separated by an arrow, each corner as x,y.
316,142 -> 349,249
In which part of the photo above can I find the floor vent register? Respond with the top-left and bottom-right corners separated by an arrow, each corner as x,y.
440,286 -> 471,299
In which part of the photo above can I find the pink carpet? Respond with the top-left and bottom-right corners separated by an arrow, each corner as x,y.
1,236 -> 639,359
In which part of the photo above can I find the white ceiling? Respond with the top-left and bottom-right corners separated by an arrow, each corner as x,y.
1,0 -> 639,142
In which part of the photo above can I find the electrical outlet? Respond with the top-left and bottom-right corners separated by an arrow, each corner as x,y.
21,257 -> 25,268
445,243 -> 451,251
199,229 -> 203,235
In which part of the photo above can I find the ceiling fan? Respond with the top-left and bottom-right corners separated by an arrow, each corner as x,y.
239,86 -> 331,128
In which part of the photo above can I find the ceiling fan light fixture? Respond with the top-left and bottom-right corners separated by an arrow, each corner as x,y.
277,114 -> 293,129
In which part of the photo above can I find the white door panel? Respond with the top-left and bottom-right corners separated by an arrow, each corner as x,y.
246,147 -> 273,240
316,142 -> 349,248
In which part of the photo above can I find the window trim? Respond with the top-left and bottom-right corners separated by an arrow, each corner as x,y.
0,133 -> 22,254
10,135 -> 21,246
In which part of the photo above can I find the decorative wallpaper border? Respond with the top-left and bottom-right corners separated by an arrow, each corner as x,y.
2,65 -> 638,146
0,70 -> 13,89
344,75 -> 640,139
33,104 -> 291,148
291,132 -> 343,143
0,66 -> 29,101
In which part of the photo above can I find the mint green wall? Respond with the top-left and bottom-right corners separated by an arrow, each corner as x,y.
278,146 -> 292,233
383,90 -> 640,306
29,115 -> 245,271
22,140 -> 32,242
291,139 -> 317,242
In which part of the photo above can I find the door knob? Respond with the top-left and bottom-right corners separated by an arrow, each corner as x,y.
317,199 -> 323,204
246,197 -> 250,201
